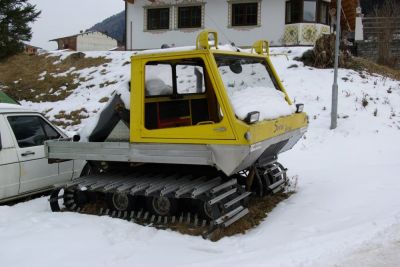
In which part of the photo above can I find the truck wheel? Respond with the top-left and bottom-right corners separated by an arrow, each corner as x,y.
80,163 -> 92,176
80,162 -> 102,177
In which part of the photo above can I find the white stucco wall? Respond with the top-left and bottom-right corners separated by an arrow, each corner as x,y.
126,0 -> 285,50
76,32 -> 118,51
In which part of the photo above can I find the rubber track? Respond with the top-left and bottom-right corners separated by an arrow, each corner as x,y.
49,171 -> 252,235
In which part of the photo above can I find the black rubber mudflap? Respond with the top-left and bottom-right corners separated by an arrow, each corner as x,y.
89,94 -> 130,142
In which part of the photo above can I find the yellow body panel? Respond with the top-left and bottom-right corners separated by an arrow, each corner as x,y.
130,32 -> 307,146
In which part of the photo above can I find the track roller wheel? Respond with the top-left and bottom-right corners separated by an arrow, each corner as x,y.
259,162 -> 287,195
107,192 -> 134,212
147,196 -> 177,216
63,188 -> 89,211
49,188 -> 63,212
196,200 -> 221,220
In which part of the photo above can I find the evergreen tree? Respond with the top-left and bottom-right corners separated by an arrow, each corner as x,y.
0,0 -> 40,60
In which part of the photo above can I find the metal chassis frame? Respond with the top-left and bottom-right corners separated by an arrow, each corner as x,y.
46,127 -> 306,176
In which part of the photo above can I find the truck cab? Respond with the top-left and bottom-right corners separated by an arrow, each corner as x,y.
0,103 -> 85,203
128,31 -> 308,175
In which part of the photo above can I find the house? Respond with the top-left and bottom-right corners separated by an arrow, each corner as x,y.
50,31 -> 118,51
124,0 -> 360,50
24,44 -> 41,55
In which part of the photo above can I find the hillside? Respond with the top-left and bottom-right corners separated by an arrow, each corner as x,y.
89,11 -> 125,43
0,47 -> 399,266
0,50 -> 131,129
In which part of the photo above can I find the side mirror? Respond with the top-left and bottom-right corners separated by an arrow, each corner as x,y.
296,104 -> 304,113
229,61 -> 242,74
0,132 -> 2,151
194,67 -> 203,93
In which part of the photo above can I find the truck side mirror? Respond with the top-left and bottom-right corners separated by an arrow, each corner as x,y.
194,67 -> 203,94
229,61 -> 242,74
0,132 -> 2,151
73,134 -> 80,142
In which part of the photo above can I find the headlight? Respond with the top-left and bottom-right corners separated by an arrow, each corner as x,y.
245,111 -> 260,124
296,104 -> 304,113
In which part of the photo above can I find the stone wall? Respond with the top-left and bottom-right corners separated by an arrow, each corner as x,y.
356,40 -> 400,69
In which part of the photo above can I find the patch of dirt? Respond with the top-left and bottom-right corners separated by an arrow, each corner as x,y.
347,57 -> 400,81
99,81 -> 117,88
0,53 -> 111,102
64,191 -> 292,242
210,192 -> 290,240
169,192 -> 291,241
52,108 -> 89,127
99,97 -> 110,103
295,34 -> 400,81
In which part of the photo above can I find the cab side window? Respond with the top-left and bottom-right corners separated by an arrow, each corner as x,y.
7,116 -> 61,148
176,65 -> 206,94
144,58 -> 221,130
145,64 -> 173,97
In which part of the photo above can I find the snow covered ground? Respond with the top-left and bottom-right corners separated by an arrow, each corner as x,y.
1,47 -> 400,267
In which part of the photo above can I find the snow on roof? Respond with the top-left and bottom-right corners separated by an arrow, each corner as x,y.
136,44 -> 247,55
135,46 -> 196,55
0,103 -> 33,113
49,31 -> 117,42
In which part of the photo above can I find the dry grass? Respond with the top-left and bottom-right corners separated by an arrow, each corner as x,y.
74,191 -> 291,241
52,108 -> 90,127
164,193 -> 291,241
209,193 -> 291,241
99,80 -> 117,88
99,97 -> 110,103
0,52 -> 111,102
347,57 -> 400,80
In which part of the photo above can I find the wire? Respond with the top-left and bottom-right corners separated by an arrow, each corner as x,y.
204,13 -> 233,45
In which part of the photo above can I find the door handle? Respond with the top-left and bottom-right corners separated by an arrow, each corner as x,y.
21,151 -> 35,157
213,127 -> 227,132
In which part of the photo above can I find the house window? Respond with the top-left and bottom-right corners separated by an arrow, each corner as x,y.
178,6 -> 202,28
147,8 -> 170,30
285,0 -> 329,24
285,0 -> 302,24
231,2 -> 259,27
319,1 -> 329,25
303,0 -> 317,22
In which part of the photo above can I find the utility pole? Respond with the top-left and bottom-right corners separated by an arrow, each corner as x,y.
331,0 -> 342,130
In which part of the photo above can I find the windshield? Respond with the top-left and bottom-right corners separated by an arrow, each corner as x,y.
214,55 -> 295,122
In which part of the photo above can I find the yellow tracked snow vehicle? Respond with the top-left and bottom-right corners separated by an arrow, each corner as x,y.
48,30 -> 308,231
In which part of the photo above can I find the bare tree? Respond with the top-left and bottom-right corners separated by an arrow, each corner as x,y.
373,0 -> 400,67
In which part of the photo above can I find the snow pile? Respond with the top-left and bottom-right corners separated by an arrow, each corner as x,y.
218,58 -> 295,120
228,86 -> 295,120
145,78 -> 173,96
0,103 -> 24,109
